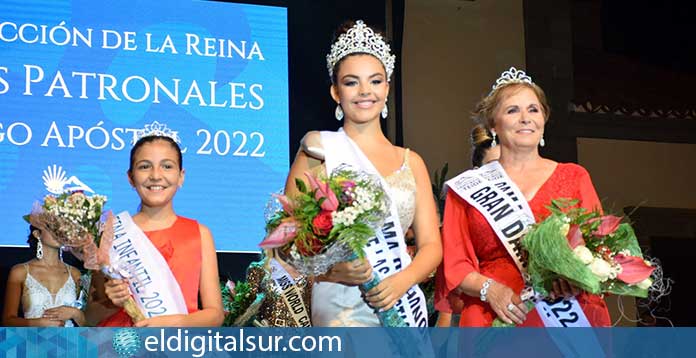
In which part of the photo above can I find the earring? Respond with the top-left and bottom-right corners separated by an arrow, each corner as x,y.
381,104 -> 388,119
540,136 -> 546,147
36,239 -> 43,260
59,246 -> 64,262
335,104 -> 344,121
490,131 -> 497,148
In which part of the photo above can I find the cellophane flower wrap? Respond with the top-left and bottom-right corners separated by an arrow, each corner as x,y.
259,165 -> 407,326
24,191 -> 145,322
24,191 -> 107,266
493,198 -> 664,327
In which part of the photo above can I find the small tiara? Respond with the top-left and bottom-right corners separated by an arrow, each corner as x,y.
132,121 -> 181,145
326,20 -> 396,81
490,67 -> 533,93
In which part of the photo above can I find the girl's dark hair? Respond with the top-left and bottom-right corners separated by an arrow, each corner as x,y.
27,225 -> 39,253
128,136 -> 183,173
329,20 -> 387,84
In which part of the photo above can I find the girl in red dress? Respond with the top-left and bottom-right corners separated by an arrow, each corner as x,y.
85,134 -> 224,327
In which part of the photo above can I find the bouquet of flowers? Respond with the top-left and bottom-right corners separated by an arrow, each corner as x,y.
493,199 -> 664,326
25,191 -> 106,262
259,165 -> 407,326
25,191 -> 145,322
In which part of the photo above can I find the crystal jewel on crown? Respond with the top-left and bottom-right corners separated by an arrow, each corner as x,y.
490,67 -> 534,93
326,20 -> 396,81
132,121 -> 181,144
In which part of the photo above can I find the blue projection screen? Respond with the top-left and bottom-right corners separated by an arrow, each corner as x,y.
0,1 -> 289,252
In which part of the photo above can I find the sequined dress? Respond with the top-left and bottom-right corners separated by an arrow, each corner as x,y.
311,149 -> 417,327
245,261 -> 313,327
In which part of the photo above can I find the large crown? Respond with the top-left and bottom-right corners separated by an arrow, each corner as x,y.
326,20 -> 396,81
132,121 -> 181,145
490,67 -> 533,93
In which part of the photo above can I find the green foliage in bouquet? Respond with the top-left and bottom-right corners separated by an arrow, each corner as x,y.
493,199 -> 657,327
522,214 -> 601,296
264,168 -> 389,259
523,199 -> 653,299
221,281 -> 264,327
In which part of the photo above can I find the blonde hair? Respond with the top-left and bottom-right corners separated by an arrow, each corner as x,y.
470,124 -> 495,167
472,82 -> 551,130
471,123 -> 493,148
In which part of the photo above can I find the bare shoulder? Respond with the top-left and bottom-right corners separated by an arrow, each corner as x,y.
198,223 -> 213,239
8,263 -> 29,282
67,265 -> 82,282
404,149 -> 434,186
405,148 -> 428,172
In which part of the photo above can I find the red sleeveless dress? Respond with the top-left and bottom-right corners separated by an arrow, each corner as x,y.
99,216 -> 202,326
437,163 -> 611,327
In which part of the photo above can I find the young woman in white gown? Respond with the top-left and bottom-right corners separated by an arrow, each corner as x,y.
285,20 -> 442,326
3,225 -> 85,327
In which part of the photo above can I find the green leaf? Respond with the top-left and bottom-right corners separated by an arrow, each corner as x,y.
221,280 -> 259,327
603,224 -> 643,256
295,178 -> 308,194
522,214 -> 601,294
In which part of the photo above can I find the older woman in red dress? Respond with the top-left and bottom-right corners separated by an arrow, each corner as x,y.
439,68 -> 611,327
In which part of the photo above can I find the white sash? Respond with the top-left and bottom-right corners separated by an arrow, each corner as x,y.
318,129 -> 429,327
110,212 -> 188,318
445,161 -> 591,327
269,259 -> 312,327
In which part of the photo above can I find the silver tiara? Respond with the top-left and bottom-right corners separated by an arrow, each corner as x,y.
490,67 -> 533,93
132,121 -> 181,145
326,20 -> 395,81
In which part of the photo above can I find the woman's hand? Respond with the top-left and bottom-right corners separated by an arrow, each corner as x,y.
364,271 -> 413,311
134,314 -> 185,327
319,259 -> 373,286
486,280 -> 529,325
548,278 -> 581,300
103,279 -> 131,308
42,306 -> 80,322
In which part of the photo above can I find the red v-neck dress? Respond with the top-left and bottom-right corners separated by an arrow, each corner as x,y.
99,216 -> 202,326
439,163 -> 611,327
